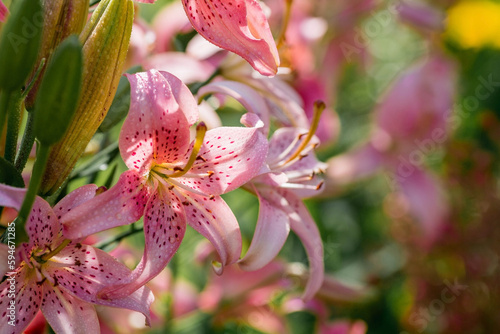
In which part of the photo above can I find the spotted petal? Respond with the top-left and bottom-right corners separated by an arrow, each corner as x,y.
54,184 -> 99,218
178,189 -> 242,274
40,282 -> 99,334
42,243 -> 155,324
25,198 -> 62,250
120,70 -> 197,173
62,170 -> 149,239
177,126 -> 268,195
182,0 -> 280,76
99,187 -> 187,299
0,264 -> 42,334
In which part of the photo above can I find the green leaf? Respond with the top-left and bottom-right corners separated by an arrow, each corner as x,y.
0,0 -> 43,91
33,35 -> 83,146
99,65 -> 142,133
0,157 -> 25,188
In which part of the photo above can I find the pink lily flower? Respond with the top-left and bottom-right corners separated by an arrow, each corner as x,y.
199,261 -> 289,333
0,184 -> 154,334
62,69 -> 268,299
197,80 -> 326,300
0,1 -> 7,22
181,0 -> 280,76
220,103 -> 325,300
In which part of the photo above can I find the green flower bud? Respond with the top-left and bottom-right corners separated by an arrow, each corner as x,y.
40,0 -> 134,195
0,0 -> 43,91
33,35 -> 83,146
25,0 -> 88,110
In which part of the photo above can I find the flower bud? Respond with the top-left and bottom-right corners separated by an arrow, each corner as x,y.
34,35 -> 83,146
0,0 -> 43,91
40,0 -> 134,195
25,0 -> 88,110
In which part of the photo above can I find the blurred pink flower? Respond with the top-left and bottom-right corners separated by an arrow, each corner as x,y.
326,54 -> 457,245
199,262 -> 288,334
397,1 -> 445,32
62,69 -> 268,299
320,319 -> 368,334
152,1 -> 193,53
0,1 -> 7,22
0,184 -> 154,333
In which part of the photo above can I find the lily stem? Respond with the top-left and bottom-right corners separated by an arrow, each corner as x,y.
0,90 -> 10,142
97,223 -> 143,250
15,143 -> 51,245
4,90 -> 23,163
15,111 -> 35,172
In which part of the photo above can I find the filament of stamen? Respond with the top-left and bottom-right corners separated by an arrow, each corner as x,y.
280,182 -> 323,191
170,122 -> 207,178
277,0 -> 294,49
269,132 -> 305,168
40,239 -> 70,262
284,170 -> 316,180
282,101 -> 325,165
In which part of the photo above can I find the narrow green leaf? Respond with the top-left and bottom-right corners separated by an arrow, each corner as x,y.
33,35 -> 83,146
0,157 -> 25,188
0,0 -> 43,91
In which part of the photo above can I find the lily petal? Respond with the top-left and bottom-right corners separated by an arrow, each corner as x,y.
276,189 -> 324,301
99,187 -> 186,299
245,76 -> 309,128
267,127 -> 323,172
182,0 -> 280,76
145,53 -> 215,85
238,188 -> 290,271
177,126 -> 268,195
179,189 -> 242,274
398,168 -> 449,244
198,80 -> 271,135
62,170 -> 149,239
0,183 -> 27,211
43,243 -> 155,324
53,184 -> 98,219
0,265 -> 42,334
0,1 -> 7,22
40,282 -> 99,334
25,197 -> 63,249
120,70 -> 196,173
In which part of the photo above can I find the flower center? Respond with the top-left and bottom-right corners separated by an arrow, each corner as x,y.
150,122 -> 207,179
148,122 -> 214,197
32,239 -> 71,264
270,100 -> 325,171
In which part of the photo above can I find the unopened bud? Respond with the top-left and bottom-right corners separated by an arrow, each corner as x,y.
0,0 -> 43,91
40,0 -> 134,195
33,35 -> 83,146
25,0 -> 88,110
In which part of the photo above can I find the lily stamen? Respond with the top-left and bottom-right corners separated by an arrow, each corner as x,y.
280,182 -> 324,191
277,0 -> 294,49
170,122 -> 207,178
34,239 -> 71,263
281,101 -> 325,166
